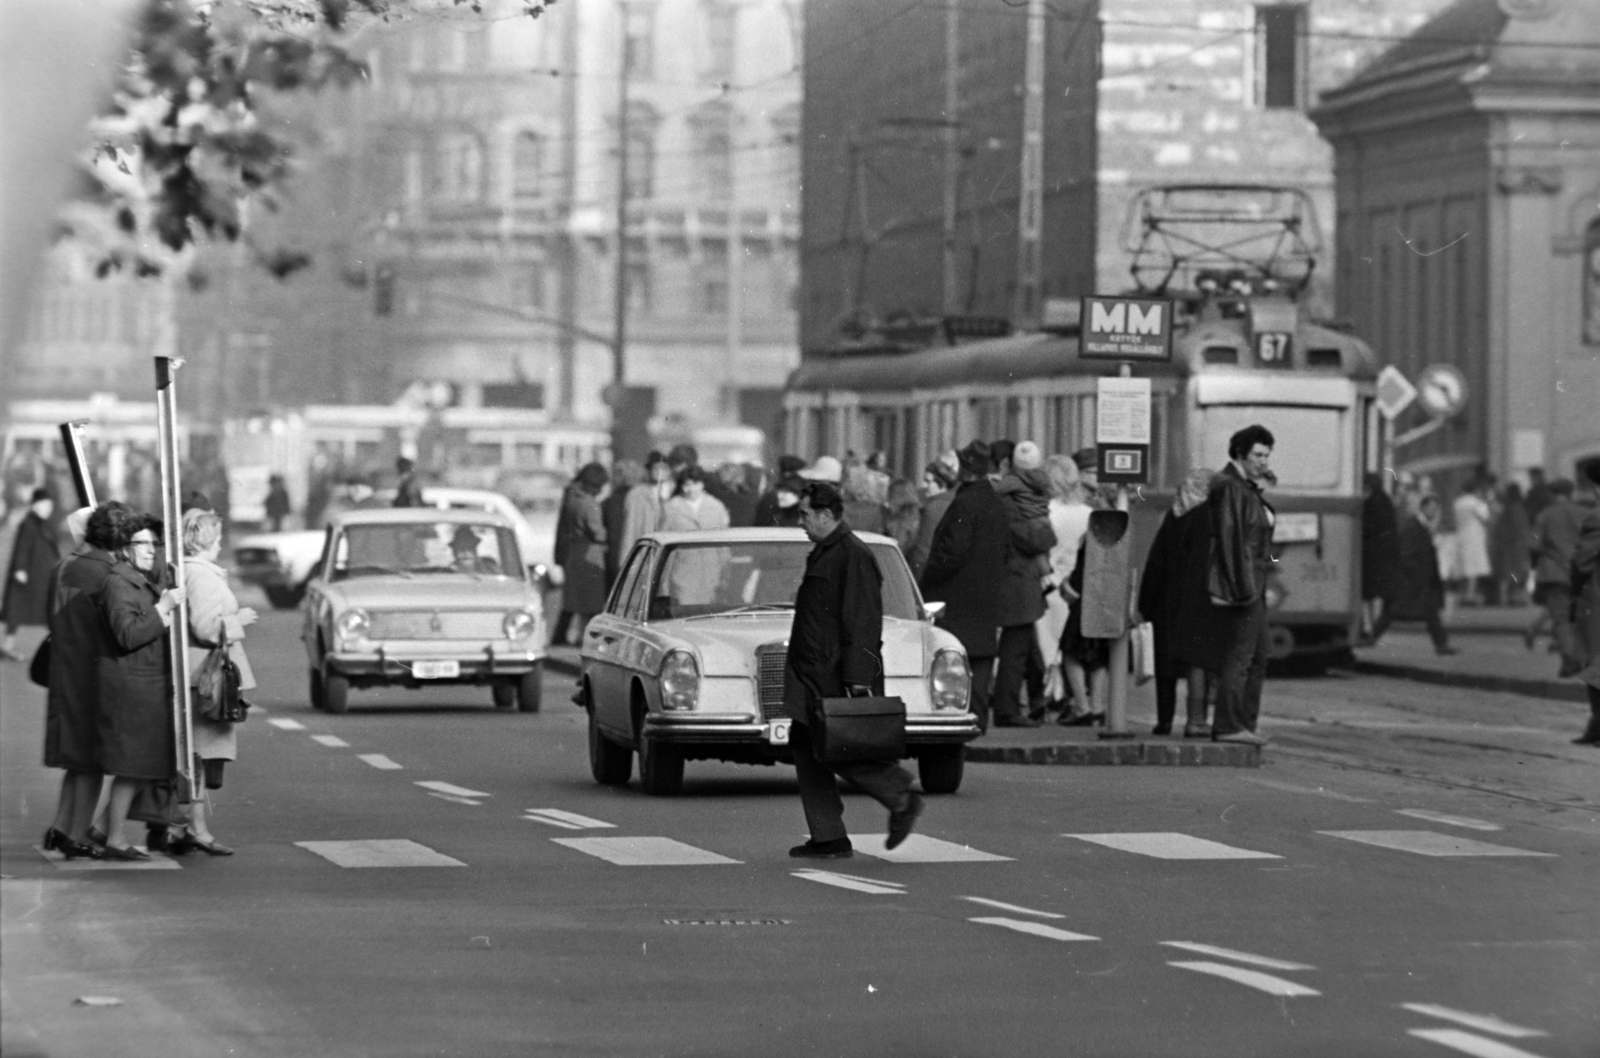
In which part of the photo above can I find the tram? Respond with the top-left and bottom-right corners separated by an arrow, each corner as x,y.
783,185 -> 1383,664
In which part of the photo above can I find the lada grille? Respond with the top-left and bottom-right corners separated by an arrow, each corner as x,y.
755,643 -> 787,721
368,610 -> 503,640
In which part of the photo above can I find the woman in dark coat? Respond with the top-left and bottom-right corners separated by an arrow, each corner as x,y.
1371,494 -> 1455,655
96,518 -> 183,860
1360,472 -> 1400,634
558,463 -> 610,639
2,488 -> 60,660
1137,468 -> 1217,737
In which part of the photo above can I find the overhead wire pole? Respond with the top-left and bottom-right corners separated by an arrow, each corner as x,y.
610,1 -> 632,462
1012,0 -> 1047,326
942,0 -> 961,314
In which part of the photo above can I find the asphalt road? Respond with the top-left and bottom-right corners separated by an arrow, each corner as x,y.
3,603 -> 1596,1058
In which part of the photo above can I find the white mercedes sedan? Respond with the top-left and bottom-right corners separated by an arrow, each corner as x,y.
578,528 -> 979,796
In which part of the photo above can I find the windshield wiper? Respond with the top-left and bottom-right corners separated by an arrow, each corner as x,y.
345,564 -> 413,579
685,603 -> 795,620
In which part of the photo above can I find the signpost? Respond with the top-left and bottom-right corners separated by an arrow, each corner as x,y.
1374,365 -> 1417,421
155,357 -> 195,789
1095,376 -> 1151,485
57,421 -> 98,508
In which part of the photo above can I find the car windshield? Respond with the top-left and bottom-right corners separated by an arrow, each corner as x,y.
331,522 -> 523,580
647,540 -> 920,621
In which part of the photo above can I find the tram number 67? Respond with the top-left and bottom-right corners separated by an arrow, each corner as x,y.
1256,332 -> 1293,366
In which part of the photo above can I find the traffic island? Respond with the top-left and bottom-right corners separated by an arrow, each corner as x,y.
964,724 -> 1262,766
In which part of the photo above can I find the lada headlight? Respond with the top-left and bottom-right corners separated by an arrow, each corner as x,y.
336,608 -> 370,647
503,609 -> 537,640
929,649 -> 970,711
659,650 -> 700,711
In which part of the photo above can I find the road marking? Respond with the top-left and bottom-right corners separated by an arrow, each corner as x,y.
852,834 -> 1011,863
1160,941 -> 1315,971
267,717 -> 306,731
295,839 -> 465,868
1407,1029 -> 1552,1058
357,754 -> 402,770
960,896 -> 1064,919
1167,961 -> 1320,997
1317,831 -> 1553,858
1238,777 -> 1373,803
415,780 -> 491,798
1402,1004 -> 1547,1039
969,917 -> 1099,942
1395,809 -> 1502,832
1065,833 -> 1281,860
427,793 -> 482,806
552,836 -> 739,866
792,869 -> 905,895
35,847 -> 181,871
310,734 -> 349,748
523,809 -> 615,830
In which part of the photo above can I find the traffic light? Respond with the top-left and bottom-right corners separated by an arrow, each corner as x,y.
373,264 -> 395,316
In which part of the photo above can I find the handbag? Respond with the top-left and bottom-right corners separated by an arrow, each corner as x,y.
1130,621 -> 1157,685
813,694 -> 906,764
194,629 -> 249,724
129,773 -> 193,827
28,636 -> 51,687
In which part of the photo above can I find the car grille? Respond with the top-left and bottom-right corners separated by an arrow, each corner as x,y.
755,643 -> 788,721
368,610 -> 504,640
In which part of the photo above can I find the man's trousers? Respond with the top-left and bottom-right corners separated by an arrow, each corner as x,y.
791,720 -> 913,844
1213,598 -> 1269,736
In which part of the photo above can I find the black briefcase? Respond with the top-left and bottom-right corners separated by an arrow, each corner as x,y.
814,695 -> 907,764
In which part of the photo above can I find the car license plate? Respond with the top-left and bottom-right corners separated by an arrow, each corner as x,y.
412,660 -> 460,679
767,719 -> 791,745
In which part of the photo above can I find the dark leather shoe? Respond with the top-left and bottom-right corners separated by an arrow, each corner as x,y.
1057,712 -> 1102,727
101,844 -> 152,862
60,838 -> 105,860
886,793 -> 924,851
43,827 -> 66,852
790,838 -> 853,859
1151,724 -> 1173,736
993,715 -> 1041,728
173,835 -> 235,857
146,827 -> 171,853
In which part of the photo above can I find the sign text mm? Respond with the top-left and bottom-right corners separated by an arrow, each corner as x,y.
1079,295 -> 1175,361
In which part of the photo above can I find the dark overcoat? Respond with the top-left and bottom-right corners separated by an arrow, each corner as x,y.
1207,464 -> 1274,606
558,489 -> 609,617
96,561 -> 175,780
1571,506 -> 1600,691
1360,489 -> 1400,602
1138,506 -> 1220,677
782,524 -> 884,724
919,479 -> 1007,659
601,484 -> 631,587
3,511 -> 61,627
44,546 -> 116,771
1388,516 -> 1445,621
993,470 -> 1056,628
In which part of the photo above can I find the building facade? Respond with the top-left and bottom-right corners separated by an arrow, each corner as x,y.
1313,0 -> 1600,481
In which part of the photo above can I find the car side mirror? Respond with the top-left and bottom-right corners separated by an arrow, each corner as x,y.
922,600 -> 946,623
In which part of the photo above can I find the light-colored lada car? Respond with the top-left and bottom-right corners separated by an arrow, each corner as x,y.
578,528 -> 979,796
301,508 -> 547,713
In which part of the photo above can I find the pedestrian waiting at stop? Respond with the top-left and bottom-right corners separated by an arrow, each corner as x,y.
1137,467 -> 1217,738
558,463 -> 611,645
991,441 -> 1055,728
784,480 -> 922,859
906,459 -> 957,578
1207,425 -> 1278,746
1371,493 -> 1457,656
1568,457 -> 1600,746
1056,449 -> 1109,727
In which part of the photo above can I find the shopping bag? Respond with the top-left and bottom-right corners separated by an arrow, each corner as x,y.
1131,622 -> 1157,685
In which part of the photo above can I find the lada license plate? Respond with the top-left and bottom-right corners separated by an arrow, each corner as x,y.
767,719 -> 791,745
413,660 -> 460,679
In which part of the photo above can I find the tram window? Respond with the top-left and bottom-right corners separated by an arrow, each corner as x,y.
1201,406 -> 1343,490
1306,348 -> 1342,368
1203,345 -> 1239,364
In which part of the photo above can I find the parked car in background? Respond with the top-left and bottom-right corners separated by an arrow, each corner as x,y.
578,528 -> 979,796
301,508 -> 547,713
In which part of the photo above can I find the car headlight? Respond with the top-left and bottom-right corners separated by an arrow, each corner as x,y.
1264,578 -> 1288,610
336,608 -> 370,645
503,609 -> 537,640
659,650 -> 699,711
929,649 -> 970,711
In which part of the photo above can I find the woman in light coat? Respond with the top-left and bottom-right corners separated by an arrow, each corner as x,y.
660,466 -> 731,607
179,508 -> 257,855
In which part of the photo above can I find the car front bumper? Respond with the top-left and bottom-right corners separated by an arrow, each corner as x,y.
642,712 -> 981,747
328,643 -> 545,681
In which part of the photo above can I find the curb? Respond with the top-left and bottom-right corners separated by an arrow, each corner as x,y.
964,741 -> 1261,767
1347,660 -> 1585,703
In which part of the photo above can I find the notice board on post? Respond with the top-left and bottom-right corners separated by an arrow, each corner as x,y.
1095,376 -> 1151,485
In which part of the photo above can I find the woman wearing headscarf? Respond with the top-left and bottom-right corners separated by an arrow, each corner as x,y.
908,460 -> 958,578
1033,456 -> 1082,719
559,463 -> 610,641
1138,468 -> 1217,737
175,508 -> 257,855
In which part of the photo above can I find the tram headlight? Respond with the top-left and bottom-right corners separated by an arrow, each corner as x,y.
929,649 -> 971,711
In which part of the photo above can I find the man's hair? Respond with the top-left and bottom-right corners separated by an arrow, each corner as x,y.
181,488 -> 213,513
1550,479 -> 1575,498
1228,424 -> 1276,461
989,439 -> 1016,471
85,501 -> 138,551
799,480 -> 844,517
1583,457 -> 1600,488
675,464 -> 708,488
181,509 -> 223,556
667,443 -> 698,467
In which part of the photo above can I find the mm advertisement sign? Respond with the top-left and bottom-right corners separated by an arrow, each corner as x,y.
1080,296 -> 1174,361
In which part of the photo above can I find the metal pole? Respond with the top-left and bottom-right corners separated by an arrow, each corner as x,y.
1101,361 -> 1135,740
610,1 -> 631,462
941,0 -> 961,314
58,421 -> 98,508
155,357 -> 195,786
725,91 -> 742,423
1011,0 -> 1046,325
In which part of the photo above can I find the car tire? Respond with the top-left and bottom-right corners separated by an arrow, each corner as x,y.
917,746 -> 965,794
516,662 -> 543,713
588,706 -> 633,786
308,668 -> 326,711
324,668 -> 351,715
492,681 -> 516,709
637,734 -> 684,796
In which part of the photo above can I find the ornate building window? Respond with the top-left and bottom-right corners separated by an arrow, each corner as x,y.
513,130 -> 544,198
619,102 -> 659,200
435,132 -> 483,201
1586,219 -> 1600,346
771,102 -> 801,210
690,102 -> 733,199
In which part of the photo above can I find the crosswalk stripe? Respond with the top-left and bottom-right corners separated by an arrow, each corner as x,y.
295,839 -> 465,868
792,869 -> 905,894
1407,1029 -> 1551,1058
552,836 -> 739,866
427,793 -> 482,806
310,734 -> 349,747
1167,961 -> 1320,997
523,809 -> 615,829
1317,831 -> 1553,858
1395,810 -> 1502,832
357,754 -> 402,770
1160,941 -> 1315,971
267,717 -> 306,731
1066,833 -> 1281,860
1401,1004 -> 1547,1039
415,780 -> 491,798
969,917 -> 1099,942
852,834 -> 1011,863
523,815 -> 585,829
961,896 -> 1064,919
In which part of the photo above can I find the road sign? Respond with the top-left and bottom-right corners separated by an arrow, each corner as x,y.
1096,376 -> 1151,485
1416,364 -> 1468,419
1080,296 -> 1174,361
1374,365 -> 1417,420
